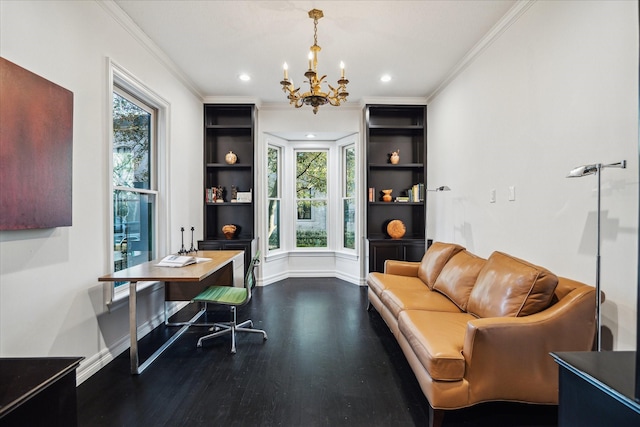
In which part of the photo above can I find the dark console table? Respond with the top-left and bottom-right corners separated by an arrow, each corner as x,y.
0,357 -> 83,427
551,351 -> 640,427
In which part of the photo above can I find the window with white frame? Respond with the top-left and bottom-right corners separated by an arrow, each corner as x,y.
342,144 -> 356,250
295,150 -> 328,248
267,145 -> 281,251
111,87 -> 158,281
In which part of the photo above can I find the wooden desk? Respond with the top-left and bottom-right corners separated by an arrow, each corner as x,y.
99,250 -> 243,374
0,357 -> 83,427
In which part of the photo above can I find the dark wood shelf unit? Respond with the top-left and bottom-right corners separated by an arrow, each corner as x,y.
199,104 -> 255,274
366,104 -> 427,272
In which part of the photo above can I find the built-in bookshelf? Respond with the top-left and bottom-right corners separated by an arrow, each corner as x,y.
198,104 -> 255,273
365,104 -> 427,272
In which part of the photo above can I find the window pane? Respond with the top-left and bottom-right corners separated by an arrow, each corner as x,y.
267,147 -> 278,197
296,151 -> 327,199
345,146 -> 355,198
113,92 -> 151,190
343,198 -> 355,249
296,151 -> 327,248
296,200 -> 327,247
268,199 -> 280,250
114,189 -> 155,274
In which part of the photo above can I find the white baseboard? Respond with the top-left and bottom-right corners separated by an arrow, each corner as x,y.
76,301 -> 187,384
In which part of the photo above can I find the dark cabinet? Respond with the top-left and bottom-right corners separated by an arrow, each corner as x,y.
197,239 -> 252,278
369,239 -> 426,273
366,105 -> 427,272
198,104 -> 255,273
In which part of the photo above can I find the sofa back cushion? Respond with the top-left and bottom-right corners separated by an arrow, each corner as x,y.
433,251 -> 486,311
418,242 -> 464,289
418,242 -> 465,289
467,251 -> 558,318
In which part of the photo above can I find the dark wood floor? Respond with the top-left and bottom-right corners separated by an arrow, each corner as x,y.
77,278 -> 558,427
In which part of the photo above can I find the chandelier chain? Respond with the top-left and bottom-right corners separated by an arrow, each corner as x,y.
313,17 -> 318,47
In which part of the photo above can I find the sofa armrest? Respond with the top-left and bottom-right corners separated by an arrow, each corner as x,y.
384,260 -> 420,276
461,285 -> 596,403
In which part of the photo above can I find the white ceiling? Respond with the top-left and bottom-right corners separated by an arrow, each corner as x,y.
113,0 -> 518,107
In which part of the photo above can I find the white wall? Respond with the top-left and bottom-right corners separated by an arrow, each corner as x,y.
0,0 -> 203,381
427,0 -> 638,350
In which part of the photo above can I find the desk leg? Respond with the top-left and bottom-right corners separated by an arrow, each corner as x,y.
129,280 -> 139,374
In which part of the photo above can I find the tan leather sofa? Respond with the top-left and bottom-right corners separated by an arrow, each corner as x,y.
367,242 -> 596,427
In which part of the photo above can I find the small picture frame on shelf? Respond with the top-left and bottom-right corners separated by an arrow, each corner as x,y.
236,191 -> 252,203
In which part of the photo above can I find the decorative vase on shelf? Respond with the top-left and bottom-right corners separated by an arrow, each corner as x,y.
225,151 -> 237,165
387,219 -> 406,239
382,189 -> 393,202
390,149 -> 400,165
222,224 -> 237,239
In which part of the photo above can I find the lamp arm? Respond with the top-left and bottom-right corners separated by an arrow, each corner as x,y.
602,160 -> 627,169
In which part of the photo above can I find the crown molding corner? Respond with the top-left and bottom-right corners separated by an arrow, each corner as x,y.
426,0 -> 536,104
96,0 -> 203,101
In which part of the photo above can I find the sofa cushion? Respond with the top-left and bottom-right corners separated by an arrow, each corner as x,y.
417,242 -> 465,289
381,288 -> 461,318
467,251 -> 559,318
398,310 -> 475,381
367,272 -> 428,298
432,251 -> 486,312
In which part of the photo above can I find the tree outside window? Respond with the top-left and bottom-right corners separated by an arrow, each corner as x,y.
296,151 -> 327,248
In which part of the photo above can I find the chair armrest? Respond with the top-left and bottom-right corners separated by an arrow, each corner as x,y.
384,260 -> 420,276
462,285 -> 596,403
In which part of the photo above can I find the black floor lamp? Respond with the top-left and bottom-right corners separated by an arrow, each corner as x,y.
567,160 -> 626,351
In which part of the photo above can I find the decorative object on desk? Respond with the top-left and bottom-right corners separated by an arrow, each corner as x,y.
222,224 -> 237,239
566,159 -> 626,351
382,189 -> 393,202
178,226 -> 187,254
189,226 -> 196,253
387,219 -> 406,239
156,254 -> 212,268
225,151 -> 237,165
390,149 -> 400,165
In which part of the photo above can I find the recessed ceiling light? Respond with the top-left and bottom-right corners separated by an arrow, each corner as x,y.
239,73 -> 251,81
380,74 -> 392,82
306,133 -> 316,138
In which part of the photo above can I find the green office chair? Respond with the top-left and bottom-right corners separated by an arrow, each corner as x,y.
193,252 -> 267,353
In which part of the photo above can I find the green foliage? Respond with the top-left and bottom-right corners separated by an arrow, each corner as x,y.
296,151 -> 327,198
113,92 -> 151,187
296,230 -> 327,247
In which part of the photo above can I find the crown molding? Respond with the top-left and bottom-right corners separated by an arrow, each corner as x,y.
96,0 -> 203,100
202,96 -> 263,108
426,0 -> 536,104
359,97 -> 428,108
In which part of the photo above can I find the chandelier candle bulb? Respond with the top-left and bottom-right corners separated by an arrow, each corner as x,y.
308,52 -> 313,70
283,62 -> 288,79
340,61 -> 345,78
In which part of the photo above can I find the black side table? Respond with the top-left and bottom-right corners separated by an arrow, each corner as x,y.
552,351 -> 640,427
0,357 -> 83,427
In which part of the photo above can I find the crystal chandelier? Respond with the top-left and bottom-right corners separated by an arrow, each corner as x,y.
280,9 -> 349,114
